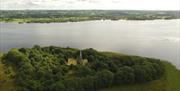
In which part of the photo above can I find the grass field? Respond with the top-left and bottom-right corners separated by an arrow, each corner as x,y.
99,61 -> 180,91
164,62 -> 180,91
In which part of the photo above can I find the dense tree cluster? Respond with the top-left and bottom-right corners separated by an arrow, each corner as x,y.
3,46 -> 164,91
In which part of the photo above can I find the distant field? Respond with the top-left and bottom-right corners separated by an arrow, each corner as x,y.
99,62 -> 180,91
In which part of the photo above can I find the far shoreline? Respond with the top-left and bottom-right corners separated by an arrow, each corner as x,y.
1,18 -> 180,24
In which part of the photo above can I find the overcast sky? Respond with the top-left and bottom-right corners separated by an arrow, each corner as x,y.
0,0 -> 180,10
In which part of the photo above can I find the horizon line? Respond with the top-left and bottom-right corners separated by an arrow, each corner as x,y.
0,9 -> 180,11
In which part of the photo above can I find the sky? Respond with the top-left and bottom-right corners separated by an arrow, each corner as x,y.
0,0 -> 180,10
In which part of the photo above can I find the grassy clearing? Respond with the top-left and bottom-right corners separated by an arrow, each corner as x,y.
0,54 -> 17,91
99,61 -> 180,91
163,62 -> 180,91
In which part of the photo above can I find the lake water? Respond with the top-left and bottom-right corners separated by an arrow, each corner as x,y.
0,20 -> 180,69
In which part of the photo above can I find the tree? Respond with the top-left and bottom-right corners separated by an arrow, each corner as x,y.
118,66 -> 135,84
50,81 -> 65,91
74,65 -> 94,77
6,48 -> 29,68
96,70 -> 114,88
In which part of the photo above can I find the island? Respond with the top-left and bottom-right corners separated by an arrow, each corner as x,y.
0,45 -> 179,91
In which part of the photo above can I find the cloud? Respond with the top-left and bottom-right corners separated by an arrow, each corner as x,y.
0,0 -> 180,10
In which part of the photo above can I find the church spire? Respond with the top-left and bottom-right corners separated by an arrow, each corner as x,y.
80,50 -> 82,61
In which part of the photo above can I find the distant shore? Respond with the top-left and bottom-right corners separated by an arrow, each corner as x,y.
1,17 -> 179,24
1,10 -> 179,23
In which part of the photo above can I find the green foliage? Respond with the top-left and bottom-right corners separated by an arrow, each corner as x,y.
99,62 -> 180,91
2,46 -> 165,91
96,70 -> 114,88
114,66 -> 135,85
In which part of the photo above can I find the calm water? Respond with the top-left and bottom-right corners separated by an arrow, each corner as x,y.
0,20 -> 180,69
